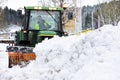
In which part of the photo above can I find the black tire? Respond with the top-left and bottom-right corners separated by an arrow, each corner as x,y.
14,31 -> 19,46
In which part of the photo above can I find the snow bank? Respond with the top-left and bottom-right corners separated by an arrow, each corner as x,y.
0,24 -> 21,33
7,24 -> 21,33
1,24 -> 120,80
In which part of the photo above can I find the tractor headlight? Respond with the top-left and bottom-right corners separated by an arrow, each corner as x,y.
64,32 -> 68,36
23,29 -> 27,33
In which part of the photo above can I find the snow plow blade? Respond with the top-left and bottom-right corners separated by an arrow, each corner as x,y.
6,46 -> 36,68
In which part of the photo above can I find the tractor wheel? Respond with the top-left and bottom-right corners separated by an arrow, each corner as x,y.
14,31 -> 19,46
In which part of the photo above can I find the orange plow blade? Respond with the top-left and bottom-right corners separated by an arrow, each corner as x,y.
8,52 -> 36,68
7,46 -> 36,68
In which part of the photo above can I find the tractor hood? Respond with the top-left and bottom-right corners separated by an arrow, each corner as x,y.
38,31 -> 57,36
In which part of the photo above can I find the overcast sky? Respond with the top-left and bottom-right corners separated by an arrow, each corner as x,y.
3,0 -> 109,10
4,0 -> 38,10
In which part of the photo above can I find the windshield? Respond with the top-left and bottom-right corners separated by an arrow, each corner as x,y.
29,10 -> 61,31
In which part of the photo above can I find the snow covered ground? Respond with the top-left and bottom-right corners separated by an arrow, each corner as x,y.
1,23 -> 120,80
0,44 -> 9,69
2,24 -> 21,33
0,24 -> 21,39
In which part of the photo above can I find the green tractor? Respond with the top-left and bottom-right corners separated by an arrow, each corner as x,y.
7,6 -> 67,68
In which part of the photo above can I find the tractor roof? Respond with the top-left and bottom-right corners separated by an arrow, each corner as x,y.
25,6 -> 64,11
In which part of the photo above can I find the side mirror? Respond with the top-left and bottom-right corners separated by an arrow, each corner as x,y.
68,12 -> 73,20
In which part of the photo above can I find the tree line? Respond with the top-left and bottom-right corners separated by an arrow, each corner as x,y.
0,6 -> 23,29
82,0 -> 120,30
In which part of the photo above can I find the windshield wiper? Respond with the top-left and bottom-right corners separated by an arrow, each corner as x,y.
46,11 -> 58,24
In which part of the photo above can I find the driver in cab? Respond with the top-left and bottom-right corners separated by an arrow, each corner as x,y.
34,16 -> 51,30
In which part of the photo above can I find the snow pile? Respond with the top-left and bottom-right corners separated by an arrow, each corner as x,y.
0,24 -> 21,33
33,24 -> 120,80
6,24 -> 21,33
0,24 -> 21,39
1,24 -> 120,80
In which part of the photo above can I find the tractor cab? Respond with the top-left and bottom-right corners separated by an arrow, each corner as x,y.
16,6 -> 66,47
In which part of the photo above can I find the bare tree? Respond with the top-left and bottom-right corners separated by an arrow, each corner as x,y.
0,0 -> 6,12
51,0 -> 60,7
0,0 -> 7,27
113,0 -> 117,25
98,0 -> 105,25
98,0 -> 120,25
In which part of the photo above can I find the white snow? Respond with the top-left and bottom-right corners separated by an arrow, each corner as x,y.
0,24 -> 21,39
7,25 -> 21,33
0,24 -> 21,33
0,44 -> 9,70
1,24 -> 120,80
